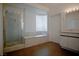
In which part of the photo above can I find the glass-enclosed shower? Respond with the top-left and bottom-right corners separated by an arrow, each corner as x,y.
3,4 -> 24,48
3,4 -> 48,54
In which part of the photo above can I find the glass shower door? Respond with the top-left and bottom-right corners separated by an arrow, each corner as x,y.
3,4 -> 24,48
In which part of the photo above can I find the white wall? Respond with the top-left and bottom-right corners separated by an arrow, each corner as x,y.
0,4 -> 3,55
48,13 -> 61,44
23,4 -> 49,48
23,7 -> 36,34
23,5 -> 48,35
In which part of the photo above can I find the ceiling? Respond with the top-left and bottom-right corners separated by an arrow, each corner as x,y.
9,3 -> 79,15
40,3 -> 79,15
41,3 -> 79,8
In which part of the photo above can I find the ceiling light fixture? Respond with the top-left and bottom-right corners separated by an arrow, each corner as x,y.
65,7 -> 79,14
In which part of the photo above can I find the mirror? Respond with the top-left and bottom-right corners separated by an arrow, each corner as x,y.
61,10 -> 79,33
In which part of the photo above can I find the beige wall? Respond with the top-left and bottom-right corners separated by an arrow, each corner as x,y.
0,4 -> 3,55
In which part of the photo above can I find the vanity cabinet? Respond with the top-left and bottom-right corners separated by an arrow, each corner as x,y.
68,37 -> 79,51
60,8 -> 79,52
60,35 -> 79,51
60,36 -> 69,48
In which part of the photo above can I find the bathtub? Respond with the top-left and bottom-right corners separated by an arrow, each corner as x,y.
24,34 -> 49,48
4,34 -> 48,53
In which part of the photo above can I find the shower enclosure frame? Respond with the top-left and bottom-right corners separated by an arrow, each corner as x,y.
3,4 -> 25,53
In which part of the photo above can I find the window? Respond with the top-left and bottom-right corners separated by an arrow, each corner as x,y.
36,15 -> 47,32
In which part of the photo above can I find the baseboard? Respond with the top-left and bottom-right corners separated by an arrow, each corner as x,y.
61,46 -> 79,54
4,44 -> 25,53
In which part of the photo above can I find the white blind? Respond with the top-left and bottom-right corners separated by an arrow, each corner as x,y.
36,15 -> 47,32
